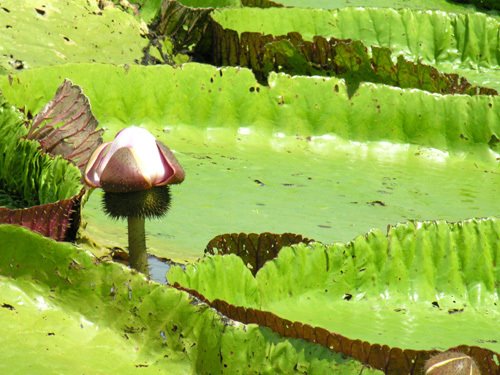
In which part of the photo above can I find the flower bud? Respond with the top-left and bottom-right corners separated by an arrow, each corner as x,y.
85,126 -> 184,193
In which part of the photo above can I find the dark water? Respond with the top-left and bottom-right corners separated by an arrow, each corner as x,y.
148,255 -> 185,284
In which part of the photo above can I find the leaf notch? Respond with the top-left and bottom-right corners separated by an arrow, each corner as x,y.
204,232 -> 314,275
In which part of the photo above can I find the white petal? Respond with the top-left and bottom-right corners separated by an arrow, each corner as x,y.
97,126 -> 166,183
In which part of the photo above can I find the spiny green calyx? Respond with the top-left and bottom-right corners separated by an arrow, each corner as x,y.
102,185 -> 171,219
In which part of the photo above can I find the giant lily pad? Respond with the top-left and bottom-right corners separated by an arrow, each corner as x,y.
205,7 -> 500,90
1,63 -> 499,260
0,91 -> 85,240
0,1 -> 499,372
202,25 -> 497,94
155,0 -> 499,93
0,0 -> 148,72
151,0 -> 283,57
269,0 -> 499,13
169,218 -> 500,373
0,224 -> 379,374
149,0 -> 499,92
100,0 -> 162,22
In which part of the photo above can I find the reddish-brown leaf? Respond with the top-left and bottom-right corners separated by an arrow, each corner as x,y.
27,80 -> 103,172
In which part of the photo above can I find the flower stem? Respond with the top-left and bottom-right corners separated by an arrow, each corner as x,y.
127,216 -> 149,275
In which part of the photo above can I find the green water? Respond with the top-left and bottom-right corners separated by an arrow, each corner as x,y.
82,127 -> 500,261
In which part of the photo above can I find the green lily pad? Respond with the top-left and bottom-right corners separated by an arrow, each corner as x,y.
0,77 -> 104,241
271,0 -> 499,14
1,1 -> 498,372
1,63 -> 499,260
208,7 -> 500,90
168,218 -> 500,373
150,0 -> 499,92
204,27 -> 496,94
101,0 -> 162,22
167,0 -> 281,8
178,0 -> 241,7
0,224 -> 380,374
0,0 -> 148,72
0,91 -> 84,240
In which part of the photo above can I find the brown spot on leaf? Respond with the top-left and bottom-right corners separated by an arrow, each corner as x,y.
368,200 -> 386,207
1,303 -> 15,310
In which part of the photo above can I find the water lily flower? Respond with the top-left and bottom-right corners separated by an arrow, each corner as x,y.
84,126 -> 184,193
83,126 -> 185,275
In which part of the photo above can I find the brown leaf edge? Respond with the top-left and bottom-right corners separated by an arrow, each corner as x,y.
145,0 -> 213,64
0,188 -> 85,242
144,0 -> 281,64
173,283 -> 499,375
204,232 -> 315,275
1,80 -> 101,241
203,24 -> 497,96
26,79 -> 103,173
149,0 -> 497,96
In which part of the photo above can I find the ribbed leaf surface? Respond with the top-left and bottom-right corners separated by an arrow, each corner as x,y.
27,79 -> 103,172
1,64 -> 499,259
170,218 -> 500,374
208,7 -> 500,90
0,224 -> 379,374
0,92 -> 83,240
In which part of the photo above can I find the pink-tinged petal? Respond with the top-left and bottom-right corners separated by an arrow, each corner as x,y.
100,148 -> 152,192
83,126 -> 185,192
102,127 -> 165,181
155,141 -> 185,185
84,142 -> 111,188
93,127 -> 145,176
